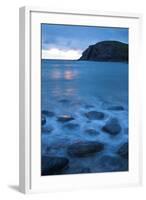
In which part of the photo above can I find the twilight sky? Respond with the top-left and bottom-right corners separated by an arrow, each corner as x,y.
41,24 -> 128,60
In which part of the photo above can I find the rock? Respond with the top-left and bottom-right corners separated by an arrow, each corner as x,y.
42,110 -> 55,117
99,155 -> 128,172
79,168 -> 91,173
108,106 -> 124,111
59,99 -> 70,103
117,143 -> 128,159
85,129 -> 100,136
84,104 -> 94,109
41,116 -> 46,126
64,123 -> 79,130
57,115 -> 74,123
102,118 -> 121,135
85,111 -> 104,120
41,126 -> 54,134
67,141 -> 104,157
79,41 -> 128,62
41,156 -> 69,175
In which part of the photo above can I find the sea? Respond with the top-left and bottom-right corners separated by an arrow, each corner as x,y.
41,59 -> 128,175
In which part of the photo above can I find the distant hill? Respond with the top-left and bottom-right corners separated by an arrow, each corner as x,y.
79,41 -> 128,62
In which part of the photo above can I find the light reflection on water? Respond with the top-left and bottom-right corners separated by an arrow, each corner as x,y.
48,65 -> 79,97
42,60 -> 128,108
50,68 -> 79,81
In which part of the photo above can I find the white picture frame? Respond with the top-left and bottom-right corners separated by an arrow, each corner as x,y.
19,6 -> 142,194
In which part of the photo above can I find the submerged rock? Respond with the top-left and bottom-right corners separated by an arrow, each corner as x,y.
102,118 -> 121,135
57,115 -> 74,123
64,123 -> 79,130
42,110 -> 55,117
117,142 -> 128,159
85,129 -> 100,136
99,155 -> 128,172
85,111 -> 104,120
84,104 -> 94,109
58,99 -> 70,104
41,126 -> 54,134
107,106 -> 124,111
41,156 -> 69,175
80,167 -> 91,173
41,116 -> 46,126
67,141 -> 104,157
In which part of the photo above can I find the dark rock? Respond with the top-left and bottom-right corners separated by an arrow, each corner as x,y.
102,118 -> 121,135
67,141 -> 104,157
64,123 -> 79,130
85,129 -> 100,136
117,143 -> 128,159
41,156 -> 69,175
41,116 -> 46,126
79,167 -> 91,173
59,99 -> 70,104
41,126 -> 54,134
79,41 -> 128,62
57,115 -> 74,123
108,106 -> 124,111
85,111 -> 104,120
99,155 -> 128,172
42,110 -> 55,117
84,104 -> 94,109
124,128 -> 128,135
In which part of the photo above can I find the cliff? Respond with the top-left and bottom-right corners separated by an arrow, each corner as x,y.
79,41 -> 128,62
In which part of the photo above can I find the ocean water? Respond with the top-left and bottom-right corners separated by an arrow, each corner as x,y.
41,59 -> 128,175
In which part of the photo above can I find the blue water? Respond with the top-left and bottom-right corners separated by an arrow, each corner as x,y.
41,59 -> 128,175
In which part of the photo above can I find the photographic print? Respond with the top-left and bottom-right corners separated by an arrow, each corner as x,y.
41,24 -> 129,176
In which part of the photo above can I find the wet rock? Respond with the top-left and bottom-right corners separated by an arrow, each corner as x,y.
99,155 -> 128,172
59,99 -> 70,104
57,115 -> 74,123
124,128 -> 128,135
41,156 -> 69,175
117,143 -> 128,159
41,126 -> 54,134
41,116 -> 46,126
85,129 -> 100,136
42,110 -> 55,117
85,111 -> 104,120
79,167 -> 91,173
102,118 -> 121,135
67,141 -> 104,157
108,106 -> 124,111
64,123 -> 79,130
84,104 -> 94,109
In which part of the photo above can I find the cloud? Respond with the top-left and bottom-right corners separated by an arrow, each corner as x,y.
42,48 -> 81,60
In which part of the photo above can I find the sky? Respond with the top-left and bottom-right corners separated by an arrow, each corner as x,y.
41,24 -> 128,60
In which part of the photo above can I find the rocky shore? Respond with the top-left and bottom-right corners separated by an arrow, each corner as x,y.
41,98 -> 128,176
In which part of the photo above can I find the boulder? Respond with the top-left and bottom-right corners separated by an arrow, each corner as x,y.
41,156 -> 69,175
84,104 -> 94,109
108,106 -> 124,111
41,116 -> 46,126
64,123 -> 79,130
102,118 -> 121,135
79,168 -> 91,174
85,111 -> 104,120
41,126 -> 54,134
41,110 -> 55,117
85,129 -> 100,136
57,115 -> 74,123
67,141 -> 104,157
99,155 -> 128,172
59,99 -> 70,104
117,142 -> 128,159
